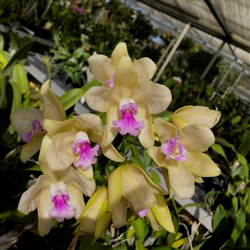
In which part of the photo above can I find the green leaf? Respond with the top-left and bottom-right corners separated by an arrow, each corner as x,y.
12,64 -> 29,93
177,202 -> 205,213
231,206 -> 246,244
232,196 -> 238,214
212,204 -> 232,248
150,169 -> 161,186
81,79 -> 101,92
237,154 -> 249,181
211,143 -> 228,163
0,33 -> 4,51
59,88 -> 84,111
1,41 -> 34,77
131,218 -> 146,241
215,137 -> 236,151
193,242 -> 206,250
135,240 -> 147,250
151,247 -> 179,250
218,238 -> 234,250
10,81 -> 22,117
73,46 -> 84,59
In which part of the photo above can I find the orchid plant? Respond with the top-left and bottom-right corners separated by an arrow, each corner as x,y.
12,42 -> 221,247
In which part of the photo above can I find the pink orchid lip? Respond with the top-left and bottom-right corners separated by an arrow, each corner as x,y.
20,118 -> 45,142
72,131 -> 99,170
161,133 -> 187,162
49,182 -> 76,222
112,98 -> 145,137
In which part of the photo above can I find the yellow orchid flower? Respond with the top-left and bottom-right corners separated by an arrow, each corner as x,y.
148,118 -> 221,199
171,105 -> 221,129
17,136 -> 95,237
75,187 -> 112,244
146,194 -> 175,233
88,42 -> 129,87
42,113 -> 124,173
85,43 -> 172,149
11,80 -> 66,162
108,164 -> 167,228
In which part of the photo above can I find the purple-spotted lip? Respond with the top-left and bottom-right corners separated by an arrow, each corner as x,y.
112,101 -> 144,136
72,139 -> 100,170
49,183 -> 76,222
161,133 -> 187,162
20,118 -> 45,142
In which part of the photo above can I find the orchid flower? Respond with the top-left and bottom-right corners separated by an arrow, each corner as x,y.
85,43 -> 172,149
108,164 -> 167,228
146,194 -> 175,233
171,105 -> 221,129
148,118 -> 221,199
11,80 -> 66,162
75,187 -> 112,244
88,42 -> 129,87
17,136 -> 95,237
42,113 -> 124,174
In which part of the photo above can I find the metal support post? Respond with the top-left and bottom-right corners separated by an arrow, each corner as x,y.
200,41 -> 225,80
221,71 -> 244,98
209,61 -> 235,101
156,38 -> 176,67
154,23 -> 190,82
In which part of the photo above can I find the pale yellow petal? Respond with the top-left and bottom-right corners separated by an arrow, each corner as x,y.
136,106 -> 154,149
111,42 -> 129,68
114,56 -> 138,98
147,147 -> 166,167
39,134 -> 54,175
150,194 -> 175,233
11,108 -> 43,134
133,57 -> 157,81
112,197 -> 128,228
184,152 -> 221,177
101,105 -> 119,147
126,164 -> 166,195
75,113 -> 103,133
58,167 -> 96,197
46,131 -> 75,171
37,189 -> 54,236
122,166 -> 156,212
101,144 -> 125,162
146,209 -> 162,231
20,134 -> 44,163
172,106 -> 221,129
44,118 -> 76,135
179,125 -> 215,152
94,196 -> 112,242
88,55 -> 114,82
17,175 -> 52,215
67,185 -> 85,219
153,118 -> 178,142
76,167 -> 94,180
108,167 -> 123,211
78,187 -> 107,234
168,161 -> 195,199
40,80 -> 66,121
132,80 -> 172,114
84,86 -> 115,112
170,116 -> 188,129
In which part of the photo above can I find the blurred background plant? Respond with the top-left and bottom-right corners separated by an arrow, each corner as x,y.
0,0 -> 249,249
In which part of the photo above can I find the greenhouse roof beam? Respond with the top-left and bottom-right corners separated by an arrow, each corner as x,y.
138,0 -> 250,53
204,0 -> 231,39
